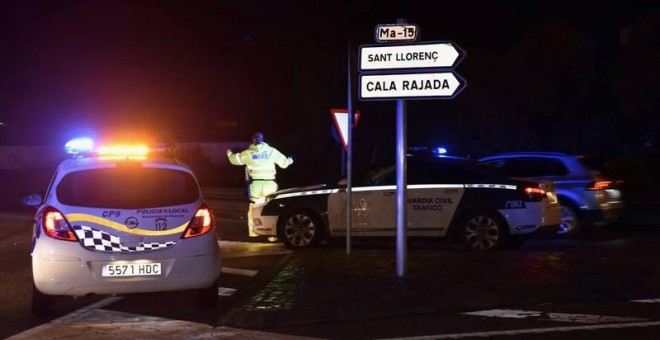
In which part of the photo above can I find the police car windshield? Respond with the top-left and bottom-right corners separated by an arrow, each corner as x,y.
56,167 -> 199,209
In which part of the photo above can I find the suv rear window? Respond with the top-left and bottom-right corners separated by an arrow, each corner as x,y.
56,167 -> 199,208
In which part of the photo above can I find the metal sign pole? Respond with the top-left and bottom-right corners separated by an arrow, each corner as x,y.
395,99 -> 407,277
358,19 -> 465,277
346,40 -> 354,255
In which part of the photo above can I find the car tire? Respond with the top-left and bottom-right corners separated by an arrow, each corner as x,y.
279,210 -> 322,249
558,203 -> 581,237
194,278 -> 219,310
32,284 -> 55,317
459,210 -> 507,251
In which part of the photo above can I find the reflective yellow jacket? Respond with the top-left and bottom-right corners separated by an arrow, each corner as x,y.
227,142 -> 293,180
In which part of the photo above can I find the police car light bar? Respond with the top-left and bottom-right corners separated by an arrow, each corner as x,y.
64,137 -> 95,154
97,144 -> 149,157
64,137 -> 153,160
96,144 -> 150,160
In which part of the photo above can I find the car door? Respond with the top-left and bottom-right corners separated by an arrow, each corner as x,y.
327,166 -> 396,236
406,161 -> 464,236
328,190 -> 396,236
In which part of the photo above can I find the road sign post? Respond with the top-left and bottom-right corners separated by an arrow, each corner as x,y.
358,20 -> 467,278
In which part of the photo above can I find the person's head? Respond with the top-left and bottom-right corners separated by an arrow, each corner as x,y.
252,132 -> 264,145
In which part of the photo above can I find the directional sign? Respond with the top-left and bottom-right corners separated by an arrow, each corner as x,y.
360,42 -> 464,71
330,108 -> 360,152
375,23 -> 419,42
359,72 -> 465,100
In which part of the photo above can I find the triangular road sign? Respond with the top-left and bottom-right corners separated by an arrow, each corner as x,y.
331,108 -> 360,152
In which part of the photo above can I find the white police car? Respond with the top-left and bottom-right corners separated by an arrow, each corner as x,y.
24,138 -> 221,316
251,155 -> 561,250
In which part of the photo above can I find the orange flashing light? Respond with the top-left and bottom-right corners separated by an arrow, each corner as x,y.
96,144 -> 150,160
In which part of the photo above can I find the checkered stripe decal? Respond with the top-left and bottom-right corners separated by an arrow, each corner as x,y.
72,225 -> 177,252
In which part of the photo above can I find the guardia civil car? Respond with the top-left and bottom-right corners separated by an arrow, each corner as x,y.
24,139 -> 221,316
251,155 -> 561,250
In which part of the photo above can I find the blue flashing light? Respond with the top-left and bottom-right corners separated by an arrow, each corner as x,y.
65,137 -> 95,154
434,147 -> 448,155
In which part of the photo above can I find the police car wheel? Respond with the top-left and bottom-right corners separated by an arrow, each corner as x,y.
460,211 -> 506,251
280,210 -> 322,249
31,283 -> 55,317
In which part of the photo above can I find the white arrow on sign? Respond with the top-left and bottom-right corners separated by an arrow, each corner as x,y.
330,108 -> 360,152
359,72 -> 465,100
360,42 -> 463,71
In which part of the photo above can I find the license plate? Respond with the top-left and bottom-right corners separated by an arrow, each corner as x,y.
606,189 -> 621,200
102,263 -> 162,277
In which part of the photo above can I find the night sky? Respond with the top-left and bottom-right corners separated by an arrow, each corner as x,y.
1,1 -> 658,185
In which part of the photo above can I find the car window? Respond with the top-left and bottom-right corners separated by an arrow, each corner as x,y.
56,167 -> 199,208
410,159 -> 502,184
363,159 -> 503,186
365,166 -> 395,186
486,158 -> 568,177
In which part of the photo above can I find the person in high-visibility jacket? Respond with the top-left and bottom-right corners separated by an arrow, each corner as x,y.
227,132 -> 294,237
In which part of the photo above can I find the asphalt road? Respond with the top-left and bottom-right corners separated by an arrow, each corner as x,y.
4,207 -> 660,339
2,171 -> 660,339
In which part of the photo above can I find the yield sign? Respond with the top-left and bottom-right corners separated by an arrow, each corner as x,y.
330,108 -> 360,152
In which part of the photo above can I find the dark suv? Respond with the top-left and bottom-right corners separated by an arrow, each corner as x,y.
479,152 -> 624,236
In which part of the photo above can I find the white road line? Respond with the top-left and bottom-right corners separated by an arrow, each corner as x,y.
218,287 -> 237,297
464,309 -> 646,324
380,321 -> 660,340
545,312 -> 645,324
51,296 -> 124,324
632,298 -> 660,303
465,309 -> 540,319
221,267 -> 258,276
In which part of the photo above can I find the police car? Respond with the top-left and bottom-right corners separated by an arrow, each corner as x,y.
24,138 -> 221,316
251,154 -> 562,251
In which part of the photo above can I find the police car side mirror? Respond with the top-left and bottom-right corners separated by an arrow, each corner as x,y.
24,194 -> 42,207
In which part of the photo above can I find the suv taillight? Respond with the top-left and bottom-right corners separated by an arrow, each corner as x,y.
42,207 -> 77,241
182,205 -> 214,239
521,186 -> 546,202
587,181 -> 612,190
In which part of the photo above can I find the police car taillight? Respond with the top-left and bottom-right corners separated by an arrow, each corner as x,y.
182,205 -> 214,239
42,207 -> 77,241
521,186 -> 546,202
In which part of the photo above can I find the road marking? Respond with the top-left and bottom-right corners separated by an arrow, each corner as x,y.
465,309 -> 540,319
222,266 -> 258,276
380,321 -> 660,340
50,296 -> 124,324
464,309 -> 646,324
632,298 -> 660,303
218,287 -> 237,296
